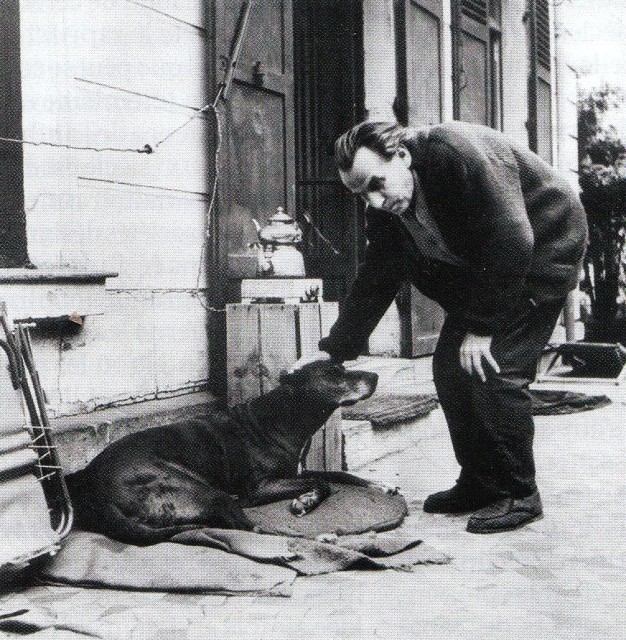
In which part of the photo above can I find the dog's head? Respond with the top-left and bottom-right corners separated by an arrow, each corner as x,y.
280,360 -> 378,407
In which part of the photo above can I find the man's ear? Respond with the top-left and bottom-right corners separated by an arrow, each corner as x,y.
397,145 -> 412,167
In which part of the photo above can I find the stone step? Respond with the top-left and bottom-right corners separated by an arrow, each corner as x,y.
342,408 -> 445,471
51,391 -> 216,474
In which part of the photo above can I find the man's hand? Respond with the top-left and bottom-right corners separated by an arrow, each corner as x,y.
459,332 -> 500,382
289,350 -> 332,373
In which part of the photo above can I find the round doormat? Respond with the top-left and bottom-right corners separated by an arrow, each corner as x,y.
244,483 -> 408,539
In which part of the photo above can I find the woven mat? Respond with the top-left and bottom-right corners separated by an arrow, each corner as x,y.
342,389 -> 611,426
342,392 -> 439,427
244,482 -> 408,538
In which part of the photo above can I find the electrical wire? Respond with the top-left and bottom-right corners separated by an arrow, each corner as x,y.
194,96 -> 226,313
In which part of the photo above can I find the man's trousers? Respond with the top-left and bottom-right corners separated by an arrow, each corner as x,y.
432,296 -> 566,499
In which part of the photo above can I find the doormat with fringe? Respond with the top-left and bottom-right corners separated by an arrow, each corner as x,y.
342,389 -> 612,427
342,392 -> 439,428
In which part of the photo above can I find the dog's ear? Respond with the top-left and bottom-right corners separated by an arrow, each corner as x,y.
279,370 -> 294,387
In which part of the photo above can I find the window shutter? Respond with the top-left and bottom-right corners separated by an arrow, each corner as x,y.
0,0 -> 29,267
461,0 -> 487,24
536,0 -> 551,71
527,0 -> 553,161
453,0 -> 502,127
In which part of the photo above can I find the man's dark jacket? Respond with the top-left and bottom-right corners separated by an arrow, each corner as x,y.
319,121 -> 588,361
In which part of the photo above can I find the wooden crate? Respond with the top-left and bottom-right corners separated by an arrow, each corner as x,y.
226,302 -> 341,471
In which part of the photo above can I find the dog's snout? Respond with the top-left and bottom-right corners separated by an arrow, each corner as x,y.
365,372 -> 379,390
359,371 -> 378,398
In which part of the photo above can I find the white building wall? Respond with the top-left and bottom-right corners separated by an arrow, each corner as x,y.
553,4 -> 581,192
363,0 -> 397,121
501,0 -> 531,146
18,0 -> 212,415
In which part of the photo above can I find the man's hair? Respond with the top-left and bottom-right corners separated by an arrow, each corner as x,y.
334,121 -> 407,172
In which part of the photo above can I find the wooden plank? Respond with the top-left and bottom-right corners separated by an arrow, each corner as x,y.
319,301 -> 339,338
226,304 -> 261,406
303,302 -> 342,471
297,303 -> 322,357
227,302 -> 344,471
323,410 -> 344,471
304,431 -> 326,471
258,304 -> 298,394
297,303 -> 325,470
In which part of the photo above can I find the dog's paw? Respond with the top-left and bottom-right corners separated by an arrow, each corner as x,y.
290,489 -> 324,517
369,481 -> 401,495
315,532 -> 339,544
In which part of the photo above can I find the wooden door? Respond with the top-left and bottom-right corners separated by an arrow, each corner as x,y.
453,0 -> 503,127
215,0 -> 295,294
210,0 -> 295,393
396,0 -> 447,356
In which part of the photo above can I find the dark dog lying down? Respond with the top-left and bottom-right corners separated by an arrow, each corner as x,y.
65,360 -> 385,545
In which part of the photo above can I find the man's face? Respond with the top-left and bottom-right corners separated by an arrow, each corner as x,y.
339,146 -> 414,215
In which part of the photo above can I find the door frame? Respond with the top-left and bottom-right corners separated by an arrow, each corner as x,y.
208,0 -> 365,394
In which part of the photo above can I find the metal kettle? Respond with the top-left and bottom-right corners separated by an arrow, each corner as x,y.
252,207 -> 306,277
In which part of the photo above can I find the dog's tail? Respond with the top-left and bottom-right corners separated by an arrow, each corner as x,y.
88,503 -> 213,546
64,471 -> 203,545
78,505 -> 238,546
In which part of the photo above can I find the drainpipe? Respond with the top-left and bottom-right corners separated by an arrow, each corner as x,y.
526,0 -> 538,153
450,0 -> 462,121
551,0 -> 578,341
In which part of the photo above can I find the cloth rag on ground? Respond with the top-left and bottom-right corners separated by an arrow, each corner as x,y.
528,389 -> 612,415
342,392 -> 439,427
40,529 -> 449,596
38,483 -> 449,596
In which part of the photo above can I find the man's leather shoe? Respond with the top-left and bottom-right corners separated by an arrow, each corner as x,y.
423,483 -> 496,514
466,490 -> 543,534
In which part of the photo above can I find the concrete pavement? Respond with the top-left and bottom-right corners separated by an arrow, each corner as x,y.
1,356 -> 624,639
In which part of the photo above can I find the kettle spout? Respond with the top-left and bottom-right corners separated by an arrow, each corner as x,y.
251,218 -> 262,239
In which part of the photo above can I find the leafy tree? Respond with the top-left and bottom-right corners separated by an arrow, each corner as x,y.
578,84 -> 626,340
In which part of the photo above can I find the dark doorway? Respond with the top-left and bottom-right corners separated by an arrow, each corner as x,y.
293,0 -> 365,303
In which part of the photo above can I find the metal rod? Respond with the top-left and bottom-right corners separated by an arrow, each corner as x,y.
219,0 -> 254,101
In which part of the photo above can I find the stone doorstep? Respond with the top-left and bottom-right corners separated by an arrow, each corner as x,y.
50,386 -> 438,477
52,391 -> 217,474
343,411 -> 441,472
